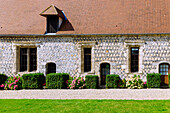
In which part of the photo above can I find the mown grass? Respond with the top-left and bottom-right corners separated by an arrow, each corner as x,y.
0,99 -> 170,113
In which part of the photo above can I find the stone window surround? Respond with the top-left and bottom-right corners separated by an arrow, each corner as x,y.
12,41 -> 41,75
124,40 -> 145,74
77,41 -> 96,75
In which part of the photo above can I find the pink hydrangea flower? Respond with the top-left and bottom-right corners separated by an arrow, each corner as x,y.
66,80 -> 68,83
0,84 -> 4,87
14,85 -> 18,88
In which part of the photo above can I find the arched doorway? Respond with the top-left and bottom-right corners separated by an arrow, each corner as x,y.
159,63 -> 170,86
100,63 -> 110,85
46,63 -> 56,74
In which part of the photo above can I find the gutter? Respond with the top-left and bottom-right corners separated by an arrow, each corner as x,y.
0,33 -> 169,38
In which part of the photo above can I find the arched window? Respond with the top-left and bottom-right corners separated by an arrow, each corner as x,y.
159,63 -> 169,86
46,63 -> 56,74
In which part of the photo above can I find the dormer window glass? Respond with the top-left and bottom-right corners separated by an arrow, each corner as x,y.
47,16 -> 59,33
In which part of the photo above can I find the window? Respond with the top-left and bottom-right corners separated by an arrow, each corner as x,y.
159,63 -> 169,75
46,63 -> 56,74
84,48 -> 91,72
47,16 -> 59,33
131,47 -> 139,72
20,48 -> 37,72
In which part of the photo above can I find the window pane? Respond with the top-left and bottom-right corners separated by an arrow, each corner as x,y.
47,16 -> 59,33
30,48 -> 37,71
20,48 -> 27,72
84,48 -> 91,72
131,47 -> 139,72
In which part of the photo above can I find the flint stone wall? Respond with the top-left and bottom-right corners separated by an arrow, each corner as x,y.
0,35 -> 169,82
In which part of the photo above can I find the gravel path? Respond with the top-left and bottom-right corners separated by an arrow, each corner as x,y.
0,89 -> 170,100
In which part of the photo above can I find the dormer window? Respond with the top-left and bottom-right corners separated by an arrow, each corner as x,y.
47,16 -> 59,33
40,5 -> 65,34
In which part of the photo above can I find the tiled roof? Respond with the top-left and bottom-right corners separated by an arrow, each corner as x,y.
0,0 -> 169,34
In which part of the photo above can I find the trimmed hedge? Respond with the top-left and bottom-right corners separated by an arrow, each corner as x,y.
169,74 -> 170,88
147,73 -> 161,88
0,74 -> 8,89
106,74 -> 119,88
22,73 -> 45,89
0,74 -> 8,85
85,75 -> 99,89
46,73 -> 69,89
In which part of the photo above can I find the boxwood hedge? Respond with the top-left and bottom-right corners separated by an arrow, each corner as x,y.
22,73 -> 45,89
147,73 -> 161,88
85,75 -> 99,89
46,73 -> 69,89
106,74 -> 119,88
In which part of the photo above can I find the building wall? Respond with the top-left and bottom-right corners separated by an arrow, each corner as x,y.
0,35 -> 169,83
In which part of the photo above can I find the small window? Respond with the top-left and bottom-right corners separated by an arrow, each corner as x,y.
46,63 -> 56,74
131,47 -> 139,72
84,48 -> 91,72
20,48 -> 37,72
47,16 -> 59,33
159,63 -> 169,75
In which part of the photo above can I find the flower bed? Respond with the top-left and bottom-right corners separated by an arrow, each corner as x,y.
0,75 -> 22,90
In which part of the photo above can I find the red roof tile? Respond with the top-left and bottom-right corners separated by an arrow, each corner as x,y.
0,0 -> 169,34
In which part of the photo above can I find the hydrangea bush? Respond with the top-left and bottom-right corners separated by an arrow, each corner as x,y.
126,75 -> 143,89
0,75 -> 22,90
67,77 -> 86,89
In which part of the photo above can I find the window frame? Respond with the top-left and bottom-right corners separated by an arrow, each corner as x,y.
130,47 -> 139,72
159,63 -> 169,75
19,47 -> 37,72
46,15 -> 59,33
84,48 -> 92,72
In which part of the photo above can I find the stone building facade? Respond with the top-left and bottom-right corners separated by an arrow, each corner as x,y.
0,1 -> 170,86
0,34 -> 169,85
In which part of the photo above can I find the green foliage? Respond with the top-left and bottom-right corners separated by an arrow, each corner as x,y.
85,75 -> 99,89
106,74 -> 119,88
168,74 -> 170,88
46,73 -> 69,89
126,75 -> 143,89
0,74 -> 7,89
22,73 -> 45,89
118,78 -> 127,88
147,73 -> 161,88
0,75 -> 22,90
67,77 -> 86,89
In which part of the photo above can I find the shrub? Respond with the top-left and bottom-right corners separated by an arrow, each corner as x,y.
22,73 -> 45,89
143,81 -> 147,88
67,77 -> 86,89
147,73 -> 161,88
126,75 -> 143,89
85,75 -> 99,89
118,78 -> 127,88
0,74 -> 22,90
0,74 -> 8,89
168,74 -> 170,88
106,74 -> 119,88
46,73 -> 69,89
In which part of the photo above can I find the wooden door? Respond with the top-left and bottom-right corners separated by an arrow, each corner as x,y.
159,63 -> 169,86
100,63 -> 110,85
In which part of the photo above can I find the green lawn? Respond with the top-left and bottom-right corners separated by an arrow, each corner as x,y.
0,99 -> 170,113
